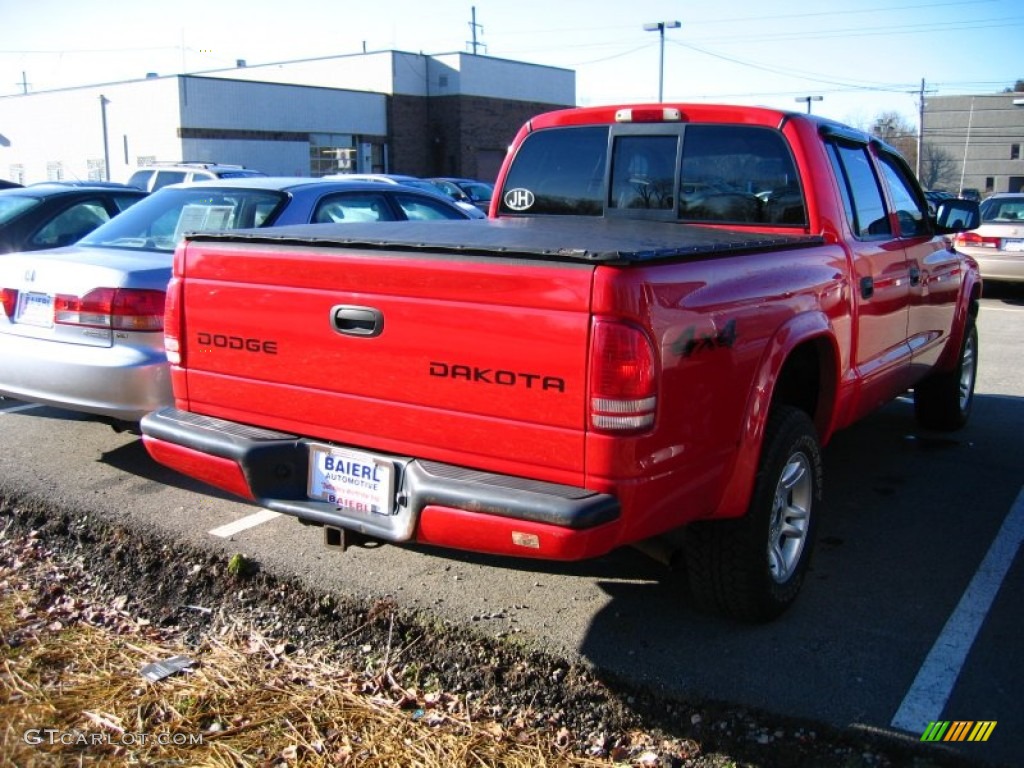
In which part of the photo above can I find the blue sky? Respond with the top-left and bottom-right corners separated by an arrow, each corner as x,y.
2,0 -> 1021,129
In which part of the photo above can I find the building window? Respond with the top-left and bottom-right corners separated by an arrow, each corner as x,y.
87,158 -> 106,181
46,161 -> 64,182
985,176 -> 994,192
310,133 -> 355,177
1012,144 -> 1020,160
8,164 -> 25,185
136,156 -> 156,168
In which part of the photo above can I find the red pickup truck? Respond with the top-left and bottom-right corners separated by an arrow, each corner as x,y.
141,104 -> 981,621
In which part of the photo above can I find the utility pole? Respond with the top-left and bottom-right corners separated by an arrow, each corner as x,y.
467,7 -> 485,55
959,98 -> 975,197
19,71 -> 30,95
916,79 -> 925,179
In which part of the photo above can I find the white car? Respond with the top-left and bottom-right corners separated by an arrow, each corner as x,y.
953,193 -> 1024,283
127,162 -> 266,193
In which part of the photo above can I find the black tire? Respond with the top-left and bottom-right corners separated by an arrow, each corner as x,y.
684,406 -> 823,622
914,320 -> 978,431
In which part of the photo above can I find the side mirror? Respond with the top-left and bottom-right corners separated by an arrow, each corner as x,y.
934,198 -> 980,234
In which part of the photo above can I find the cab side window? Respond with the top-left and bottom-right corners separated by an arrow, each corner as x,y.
877,153 -> 928,238
826,140 -> 891,238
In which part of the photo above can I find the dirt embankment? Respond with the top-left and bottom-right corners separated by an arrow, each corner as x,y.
0,491 -> 994,767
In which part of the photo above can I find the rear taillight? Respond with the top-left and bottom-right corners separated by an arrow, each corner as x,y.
954,232 -> 1000,249
589,319 -> 658,433
163,277 -> 182,365
0,288 -> 17,317
54,288 -> 165,332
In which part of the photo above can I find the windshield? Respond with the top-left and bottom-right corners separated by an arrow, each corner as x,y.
78,186 -> 288,251
0,195 -> 41,226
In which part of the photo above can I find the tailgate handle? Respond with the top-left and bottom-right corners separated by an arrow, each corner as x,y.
331,305 -> 383,337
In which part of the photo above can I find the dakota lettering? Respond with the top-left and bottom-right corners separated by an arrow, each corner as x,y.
429,361 -> 565,393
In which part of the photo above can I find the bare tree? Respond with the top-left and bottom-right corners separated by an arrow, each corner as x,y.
919,143 -> 958,191
870,111 -> 918,169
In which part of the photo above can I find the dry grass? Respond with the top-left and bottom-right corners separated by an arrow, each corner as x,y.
0,528 -> 622,768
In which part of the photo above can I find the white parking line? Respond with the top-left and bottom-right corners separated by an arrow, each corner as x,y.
0,403 -> 44,414
891,485 -> 1024,733
209,510 -> 282,538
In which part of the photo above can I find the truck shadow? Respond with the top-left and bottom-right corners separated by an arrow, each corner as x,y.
569,391 -> 1023,764
981,281 -> 1024,306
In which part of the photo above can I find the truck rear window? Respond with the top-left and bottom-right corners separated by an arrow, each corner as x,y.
498,124 -> 807,227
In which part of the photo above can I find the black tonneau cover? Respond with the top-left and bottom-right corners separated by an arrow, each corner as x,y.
186,217 -> 824,264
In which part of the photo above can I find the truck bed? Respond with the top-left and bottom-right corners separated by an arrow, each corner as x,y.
187,217 -> 824,263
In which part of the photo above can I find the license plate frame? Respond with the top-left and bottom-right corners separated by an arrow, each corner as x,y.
1003,238 -> 1024,252
307,444 -> 394,516
14,292 -> 54,327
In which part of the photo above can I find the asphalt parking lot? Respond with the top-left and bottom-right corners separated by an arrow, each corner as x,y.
1,284 -> 1021,767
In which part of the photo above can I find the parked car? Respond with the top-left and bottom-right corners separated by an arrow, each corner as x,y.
0,179 -> 22,190
1,183 -> 146,254
953,192 -> 1024,283
325,173 -> 487,218
127,162 -> 267,193
428,177 -> 494,212
0,177 -> 475,424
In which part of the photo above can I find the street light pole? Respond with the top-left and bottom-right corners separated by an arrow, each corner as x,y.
643,21 -> 681,102
795,96 -> 823,114
99,95 -> 111,182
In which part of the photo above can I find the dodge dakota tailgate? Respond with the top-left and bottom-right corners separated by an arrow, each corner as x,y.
170,222 -> 597,486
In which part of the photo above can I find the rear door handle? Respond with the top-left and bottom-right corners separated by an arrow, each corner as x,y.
331,305 -> 383,337
860,276 -> 874,299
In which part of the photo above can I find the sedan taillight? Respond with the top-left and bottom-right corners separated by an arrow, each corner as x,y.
0,287 -> 17,317
54,288 -> 165,331
954,232 -> 1001,249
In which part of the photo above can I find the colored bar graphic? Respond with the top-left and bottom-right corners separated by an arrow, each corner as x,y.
968,722 -> 997,742
921,721 -> 996,742
921,721 -> 950,741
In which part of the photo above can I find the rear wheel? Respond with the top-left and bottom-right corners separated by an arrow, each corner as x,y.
914,320 -> 978,431
684,406 -> 822,622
